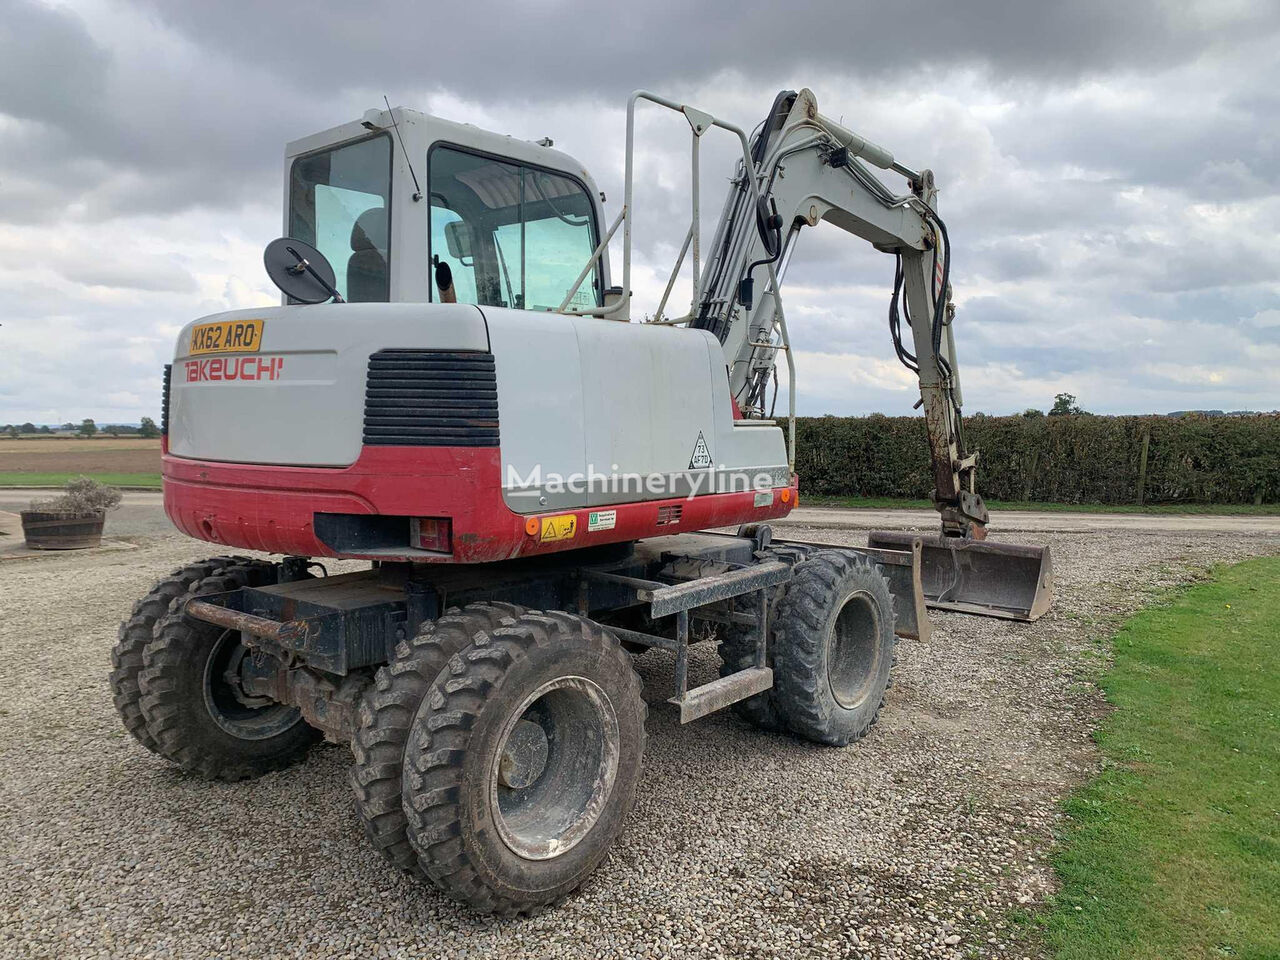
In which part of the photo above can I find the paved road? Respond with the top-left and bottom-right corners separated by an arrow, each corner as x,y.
775,505 -> 1280,535
2,489 -> 1277,540
0,489 -> 176,540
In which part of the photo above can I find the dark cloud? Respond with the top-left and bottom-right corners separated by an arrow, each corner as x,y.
2,0 -> 1279,422
134,0 -> 1279,98
0,1 -> 348,225
0,1 -> 109,126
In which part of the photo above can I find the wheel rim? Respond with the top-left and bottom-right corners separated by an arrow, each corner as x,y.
202,629 -> 303,741
490,676 -> 620,861
826,589 -> 882,710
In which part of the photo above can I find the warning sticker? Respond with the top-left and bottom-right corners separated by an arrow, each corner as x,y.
754,490 -> 774,508
540,514 -> 578,542
587,509 -> 616,532
688,431 -> 713,469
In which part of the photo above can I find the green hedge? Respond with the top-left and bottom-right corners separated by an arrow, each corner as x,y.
794,414 -> 1280,505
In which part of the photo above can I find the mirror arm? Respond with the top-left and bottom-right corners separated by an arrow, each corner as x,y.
285,247 -> 345,303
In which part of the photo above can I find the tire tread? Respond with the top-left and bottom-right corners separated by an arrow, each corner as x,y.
716,544 -> 816,731
138,560 -> 316,781
772,550 -> 896,746
350,602 -> 524,876
109,556 -> 247,753
404,610 -> 646,916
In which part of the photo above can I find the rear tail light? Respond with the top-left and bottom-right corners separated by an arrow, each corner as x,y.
411,517 -> 452,553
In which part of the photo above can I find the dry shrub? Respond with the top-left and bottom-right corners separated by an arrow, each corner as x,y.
28,476 -> 124,516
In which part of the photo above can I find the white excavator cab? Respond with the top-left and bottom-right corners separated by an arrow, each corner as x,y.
284,108 -> 611,309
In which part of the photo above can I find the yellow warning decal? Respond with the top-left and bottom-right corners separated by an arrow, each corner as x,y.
540,514 -> 578,543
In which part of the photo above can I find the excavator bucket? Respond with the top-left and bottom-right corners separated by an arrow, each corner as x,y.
866,531 -> 1053,622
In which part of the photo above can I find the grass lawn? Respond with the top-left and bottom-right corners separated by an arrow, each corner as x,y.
1046,556 -> 1280,959
802,495 -> 1280,516
0,472 -> 161,489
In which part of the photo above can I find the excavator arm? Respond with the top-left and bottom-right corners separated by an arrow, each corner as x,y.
692,89 -> 986,537
559,87 -> 1053,620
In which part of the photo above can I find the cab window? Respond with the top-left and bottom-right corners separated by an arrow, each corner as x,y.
289,134 -> 391,302
428,146 -> 599,310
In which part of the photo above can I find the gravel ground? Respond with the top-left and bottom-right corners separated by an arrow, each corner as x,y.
0,518 -> 1275,959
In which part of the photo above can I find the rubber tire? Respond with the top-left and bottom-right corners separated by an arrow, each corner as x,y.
403,611 -> 646,915
139,561 -> 321,781
350,602 -> 525,877
716,544 -> 815,731
110,555 -> 250,753
772,551 -> 896,746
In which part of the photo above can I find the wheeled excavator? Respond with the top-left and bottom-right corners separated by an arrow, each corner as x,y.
110,88 -> 1053,915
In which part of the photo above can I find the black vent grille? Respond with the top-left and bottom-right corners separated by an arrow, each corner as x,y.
363,350 -> 499,447
161,364 -> 172,435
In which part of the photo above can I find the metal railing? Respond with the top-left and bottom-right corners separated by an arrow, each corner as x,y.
556,91 -> 798,469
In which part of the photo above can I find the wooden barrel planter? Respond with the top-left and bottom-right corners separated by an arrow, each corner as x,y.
19,510 -> 107,550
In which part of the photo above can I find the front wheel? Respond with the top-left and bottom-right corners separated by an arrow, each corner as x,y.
716,543 -> 817,731
772,551 -> 896,746
402,611 -> 646,915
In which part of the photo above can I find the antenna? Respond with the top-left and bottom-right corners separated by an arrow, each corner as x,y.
384,95 -> 423,202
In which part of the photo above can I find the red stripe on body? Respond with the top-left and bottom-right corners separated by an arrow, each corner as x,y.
163,446 -> 798,563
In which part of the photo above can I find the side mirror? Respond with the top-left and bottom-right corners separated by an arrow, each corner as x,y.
444,220 -> 473,264
263,237 -> 342,304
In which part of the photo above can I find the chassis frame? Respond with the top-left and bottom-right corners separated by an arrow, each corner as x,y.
183,526 -> 929,741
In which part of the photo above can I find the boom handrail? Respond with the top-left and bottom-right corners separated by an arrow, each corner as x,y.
556,90 -> 798,469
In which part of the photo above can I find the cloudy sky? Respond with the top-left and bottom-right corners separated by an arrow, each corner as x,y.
2,0 -> 1278,424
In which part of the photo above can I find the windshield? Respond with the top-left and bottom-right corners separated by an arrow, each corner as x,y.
428,146 -> 599,311
289,134 -> 391,302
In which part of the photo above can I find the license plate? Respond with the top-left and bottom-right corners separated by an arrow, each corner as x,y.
188,319 -> 264,356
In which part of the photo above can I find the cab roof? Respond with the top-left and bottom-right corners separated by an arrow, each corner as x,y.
284,106 -> 601,201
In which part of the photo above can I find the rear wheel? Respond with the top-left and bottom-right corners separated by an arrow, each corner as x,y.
772,551 -> 896,746
110,556 -> 249,753
138,562 -> 320,781
350,602 -> 524,876
403,611 -> 646,915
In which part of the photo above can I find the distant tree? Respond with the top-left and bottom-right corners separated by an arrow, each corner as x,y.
19,422 -> 35,434
138,417 -> 160,439
78,418 -> 98,437
5,425 -> 18,439
1021,408 -> 1044,418
39,425 -> 52,434
61,422 -> 75,432
1049,393 -> 1086,416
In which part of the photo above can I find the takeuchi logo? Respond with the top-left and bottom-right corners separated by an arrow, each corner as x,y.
185,356 -> 284,382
